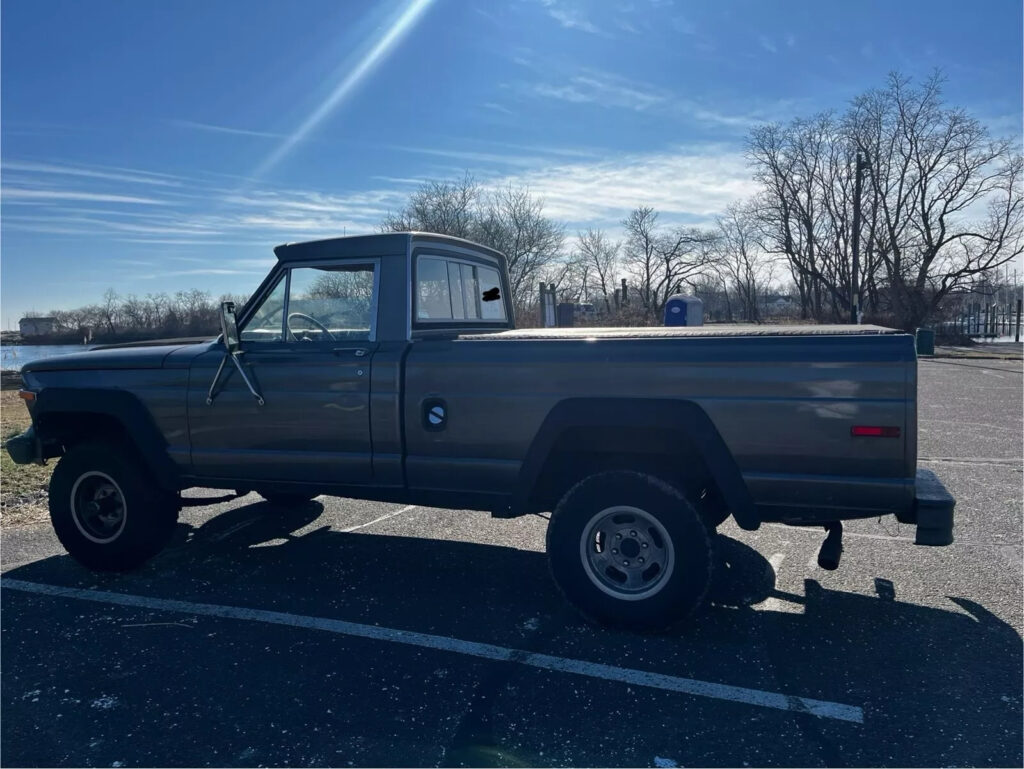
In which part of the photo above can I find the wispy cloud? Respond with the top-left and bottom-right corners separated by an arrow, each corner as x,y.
482,101 -> 515,116
518,66 -> 785,130
387,145 -> 550,167
615,17 -> 640,34
133,268 -> 267,280
539,0 -> 606,35
171,120 -> 287,139
1,158 -> 410,246
481,144 -> 758,227
671,16 -> 696,35
527,70 -> 669,112
758,35 -> 778,54
2,135 -> 759,254
2,188 -> 170,204
2,161 -> 183,187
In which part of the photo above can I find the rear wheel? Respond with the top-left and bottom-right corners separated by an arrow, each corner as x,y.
49,441 -> 179,571
258,491 -> 319,507
546,471 -> 712,631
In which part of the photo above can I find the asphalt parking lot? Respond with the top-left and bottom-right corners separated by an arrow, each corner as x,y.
2,358 -> 1021,767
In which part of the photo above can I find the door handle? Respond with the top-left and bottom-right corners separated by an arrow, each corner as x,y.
332,347 -> 369,357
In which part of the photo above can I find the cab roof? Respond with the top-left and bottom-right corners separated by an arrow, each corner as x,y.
272,232 -> 505,263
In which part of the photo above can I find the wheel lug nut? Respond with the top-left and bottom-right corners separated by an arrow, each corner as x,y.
612,549 -> 618,554
641,543 -> 648,548
630,530 -> 637,537
622,560 -> 629,566
639,557 -> 645,564
615,533 -> 622,539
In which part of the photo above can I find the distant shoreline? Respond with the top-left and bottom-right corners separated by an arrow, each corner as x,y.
1,329 -> 216,346
1,332 -> 90,346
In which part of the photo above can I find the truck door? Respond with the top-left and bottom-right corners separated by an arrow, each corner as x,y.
187,260 -> 379,485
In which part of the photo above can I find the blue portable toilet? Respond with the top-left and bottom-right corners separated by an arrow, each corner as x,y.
664,295 -> 704,327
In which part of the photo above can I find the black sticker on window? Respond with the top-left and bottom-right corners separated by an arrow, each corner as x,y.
482,287 -> 500,302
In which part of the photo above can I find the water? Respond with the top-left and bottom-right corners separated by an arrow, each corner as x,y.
0,344 -> 90,371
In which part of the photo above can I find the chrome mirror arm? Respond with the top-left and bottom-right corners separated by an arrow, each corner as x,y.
229,351 -> 265,406
205,353 -> 229,405
206,351 -> 265,406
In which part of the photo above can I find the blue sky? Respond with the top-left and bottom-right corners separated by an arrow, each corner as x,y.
2,0 -> 1021,327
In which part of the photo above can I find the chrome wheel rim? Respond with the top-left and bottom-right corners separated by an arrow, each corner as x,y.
70,471 -> 127,544
579,505 -> 674,601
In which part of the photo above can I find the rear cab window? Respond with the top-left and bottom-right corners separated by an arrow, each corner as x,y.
415,255 -> 507,324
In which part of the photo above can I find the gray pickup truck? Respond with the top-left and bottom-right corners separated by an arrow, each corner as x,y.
7,232 -> 955,629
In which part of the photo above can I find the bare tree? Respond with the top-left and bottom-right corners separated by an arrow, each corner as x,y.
621,206 -> 719,319
383,176 -> 565,306
475,184 -> 565,304
716,203 -> 777,322
750,71 -> 1023,329
573,228 -> 619,312
99,288 -> 120,334
848,72 -> 1024,329
381,173 -> 481,239
748,115 -> 862,321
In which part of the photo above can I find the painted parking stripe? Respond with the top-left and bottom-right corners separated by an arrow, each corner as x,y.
341,505 -> 418,533
1,577 -> 863,724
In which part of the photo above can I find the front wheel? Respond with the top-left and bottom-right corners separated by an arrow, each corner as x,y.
546,471 -> 712,631
49,441 -> 179,571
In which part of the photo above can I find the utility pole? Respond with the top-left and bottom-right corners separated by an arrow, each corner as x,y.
850,151 -> 870,324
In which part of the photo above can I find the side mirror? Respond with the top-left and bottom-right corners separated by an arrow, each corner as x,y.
208,301 -> 264,406
220,301 -> 241,352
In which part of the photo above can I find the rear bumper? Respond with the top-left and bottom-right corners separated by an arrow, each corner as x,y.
895,468 -> 955,546
4,426 -> 40,465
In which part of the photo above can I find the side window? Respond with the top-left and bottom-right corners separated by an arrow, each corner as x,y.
241,276 -> 286,342
242,263 -> 376,343
416,256 -> 507,322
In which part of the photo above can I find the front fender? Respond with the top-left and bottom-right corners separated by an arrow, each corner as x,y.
30,388 -> 180,491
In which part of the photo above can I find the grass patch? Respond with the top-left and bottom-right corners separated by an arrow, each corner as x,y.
1,390 -> 52,526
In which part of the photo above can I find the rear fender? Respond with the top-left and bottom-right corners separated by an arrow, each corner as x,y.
515,398 -> 759,530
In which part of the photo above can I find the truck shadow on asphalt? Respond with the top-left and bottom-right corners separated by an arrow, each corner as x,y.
5,499 -> 1023,767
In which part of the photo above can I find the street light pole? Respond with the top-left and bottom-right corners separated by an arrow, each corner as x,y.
850,151 -> 870,324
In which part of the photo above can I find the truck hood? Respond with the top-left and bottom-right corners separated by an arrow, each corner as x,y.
22,339 -> 213,372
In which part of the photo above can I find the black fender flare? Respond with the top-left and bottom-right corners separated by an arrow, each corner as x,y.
514,397 -> 759,530
31,388 -> 180,491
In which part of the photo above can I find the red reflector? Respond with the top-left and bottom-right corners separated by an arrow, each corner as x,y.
851,425 -> 900,438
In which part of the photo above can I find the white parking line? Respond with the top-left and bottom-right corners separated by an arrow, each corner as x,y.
341,505 -> 418,533
0,578 -> 863,724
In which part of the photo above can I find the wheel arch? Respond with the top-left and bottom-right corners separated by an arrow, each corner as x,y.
31,388 -> 180,492
514,397 -> 759,530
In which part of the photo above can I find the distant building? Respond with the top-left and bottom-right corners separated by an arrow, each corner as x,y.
19,317 -> 56,337
762,295 -> 797,315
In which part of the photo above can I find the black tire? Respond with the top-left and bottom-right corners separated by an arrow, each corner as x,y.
258,491 -> 319,507
49,441 -> 179,571
546,470 -> 713,631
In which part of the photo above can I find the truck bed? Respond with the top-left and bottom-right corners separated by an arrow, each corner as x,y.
459,324 -> 902,341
